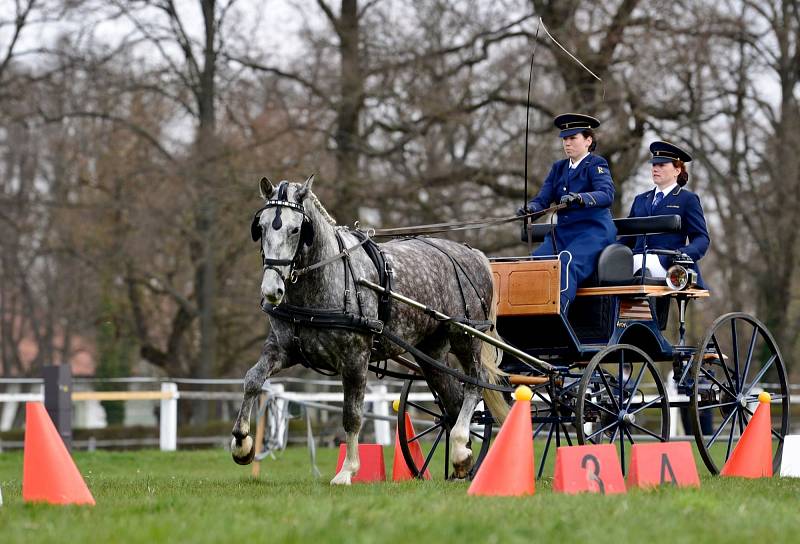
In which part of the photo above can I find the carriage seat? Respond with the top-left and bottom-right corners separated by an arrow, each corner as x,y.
519,215 -> 683,287
594,216 -> 683,286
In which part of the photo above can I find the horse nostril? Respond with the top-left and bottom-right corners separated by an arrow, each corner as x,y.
276,287 -> 284,297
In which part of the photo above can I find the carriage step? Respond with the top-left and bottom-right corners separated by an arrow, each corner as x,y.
509,375 -> 549,385
702,352 -> 728,361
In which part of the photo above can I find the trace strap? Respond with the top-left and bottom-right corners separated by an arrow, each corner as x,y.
380,329 -> 514,393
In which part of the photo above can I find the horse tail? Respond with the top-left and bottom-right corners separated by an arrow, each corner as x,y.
480,301 -> 509,424
473,250 -> 509,424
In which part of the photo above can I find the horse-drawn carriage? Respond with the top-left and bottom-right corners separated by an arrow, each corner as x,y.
233,178 -> 790,484
393,214 -> 790,479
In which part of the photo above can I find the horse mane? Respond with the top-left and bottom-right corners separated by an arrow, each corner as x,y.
306,190 -> 337,226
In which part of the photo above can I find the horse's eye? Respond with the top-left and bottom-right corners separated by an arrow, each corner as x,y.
291,227 -> 300,234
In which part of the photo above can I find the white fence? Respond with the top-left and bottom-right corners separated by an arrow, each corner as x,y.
0,377 -> 433,451
1,376 -> 797,452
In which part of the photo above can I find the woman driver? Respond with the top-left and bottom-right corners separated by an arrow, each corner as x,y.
518,113 -> 617,314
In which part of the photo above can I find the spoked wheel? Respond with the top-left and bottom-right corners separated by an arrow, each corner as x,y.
530,375 -> 577,478
396,379 -> 493,480
576,344 -> 670,474
690,312 -> 790,474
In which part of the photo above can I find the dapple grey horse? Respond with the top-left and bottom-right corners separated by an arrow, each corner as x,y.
231,176 -> 508,484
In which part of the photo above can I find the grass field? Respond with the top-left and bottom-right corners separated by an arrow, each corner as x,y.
1,446 -> 799,543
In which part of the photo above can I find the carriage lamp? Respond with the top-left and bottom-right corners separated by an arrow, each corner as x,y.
665,264 -> 697,291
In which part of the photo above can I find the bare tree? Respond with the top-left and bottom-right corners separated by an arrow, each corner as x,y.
678,0 -> 800,369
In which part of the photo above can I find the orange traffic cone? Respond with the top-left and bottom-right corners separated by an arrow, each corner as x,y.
392,404 -> 431,481
23,402 -> 95,505
468,386 -> 534,496
721,392 -> 773,478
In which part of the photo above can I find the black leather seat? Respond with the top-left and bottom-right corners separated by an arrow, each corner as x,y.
589,244 -> 666,287
596,244 -> 633,285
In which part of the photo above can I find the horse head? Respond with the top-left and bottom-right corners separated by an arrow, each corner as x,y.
251,175 -> 315,305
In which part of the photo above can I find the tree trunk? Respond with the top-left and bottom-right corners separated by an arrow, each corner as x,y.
332,0 -> 364,223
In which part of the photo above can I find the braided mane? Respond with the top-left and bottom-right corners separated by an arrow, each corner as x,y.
306,190 -> 337,226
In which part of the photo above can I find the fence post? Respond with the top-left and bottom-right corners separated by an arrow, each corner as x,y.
666,370 -> 680,437
160,382 -> 178,451
371,384 -> 391,445
43,364 -> 72,450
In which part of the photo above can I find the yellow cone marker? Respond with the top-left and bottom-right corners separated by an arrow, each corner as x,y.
758,392 -> 771,403
514,385 -> 533,402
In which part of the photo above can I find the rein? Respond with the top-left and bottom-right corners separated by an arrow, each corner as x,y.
289,229 -> 374,282
370,204 -> 565,237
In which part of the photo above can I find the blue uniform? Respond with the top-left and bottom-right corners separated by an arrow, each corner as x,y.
525,153 -> 617,310
624,186 -> 710,288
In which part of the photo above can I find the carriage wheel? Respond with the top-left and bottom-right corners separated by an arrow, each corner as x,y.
575,344 -> 670,474
396,379 -> 493,480
690,312 -> 790,475
530,376 -> 578,478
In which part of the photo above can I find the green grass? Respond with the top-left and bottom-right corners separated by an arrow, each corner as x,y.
1,447 -> 800,543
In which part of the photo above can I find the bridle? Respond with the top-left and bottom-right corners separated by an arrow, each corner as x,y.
250,181 -> 315,283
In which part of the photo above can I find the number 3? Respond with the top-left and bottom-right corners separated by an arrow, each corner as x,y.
581,454 -> 606,494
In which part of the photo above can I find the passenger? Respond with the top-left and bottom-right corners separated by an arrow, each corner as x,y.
517,113 -> 617,314
626,141 -> 712,435
625,141 -> 710,288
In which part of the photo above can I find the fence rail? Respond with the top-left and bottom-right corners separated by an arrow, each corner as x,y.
1,376 -> 797,453
0,377 -> 432,451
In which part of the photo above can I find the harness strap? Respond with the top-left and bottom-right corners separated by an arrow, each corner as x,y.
334,233 -> 351,311
263,264 -> 290,283
414,238 -> 470,320
292,334 -> 338,376
263,301 -> 384,334
343,236 -> 365,316
353,230 -> 392,324
366,363 -> 426,381
291,233 -> 372,279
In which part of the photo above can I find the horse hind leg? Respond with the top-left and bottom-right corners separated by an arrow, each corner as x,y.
448,335 -> 491,479
450,384 -> 482,479
414,330 -> 477,478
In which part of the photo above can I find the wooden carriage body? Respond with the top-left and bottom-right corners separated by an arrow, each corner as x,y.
490,256 -> 708,365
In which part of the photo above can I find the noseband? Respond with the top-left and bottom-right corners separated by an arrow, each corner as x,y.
250,181 -> 315,282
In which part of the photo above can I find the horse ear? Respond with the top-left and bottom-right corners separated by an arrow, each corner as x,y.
259,177 -> 275,199
296,174 -> 314,201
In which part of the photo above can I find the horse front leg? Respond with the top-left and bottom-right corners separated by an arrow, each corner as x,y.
330,357 -> 368,485
231,334 -> 286,465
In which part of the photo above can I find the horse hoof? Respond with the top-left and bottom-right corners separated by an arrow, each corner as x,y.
330,471 -> 352,485
452,453 -> 473,480
231,435 -> 255,465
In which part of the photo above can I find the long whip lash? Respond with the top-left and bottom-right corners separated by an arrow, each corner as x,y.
523,18 -> 541,237
539,17 -> 603,83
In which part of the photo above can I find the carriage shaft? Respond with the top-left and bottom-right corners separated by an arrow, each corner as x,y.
357,277 -> 555,373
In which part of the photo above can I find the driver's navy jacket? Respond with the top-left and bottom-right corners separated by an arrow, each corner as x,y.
525,153 -> 616,308
624,185 -> 710,288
